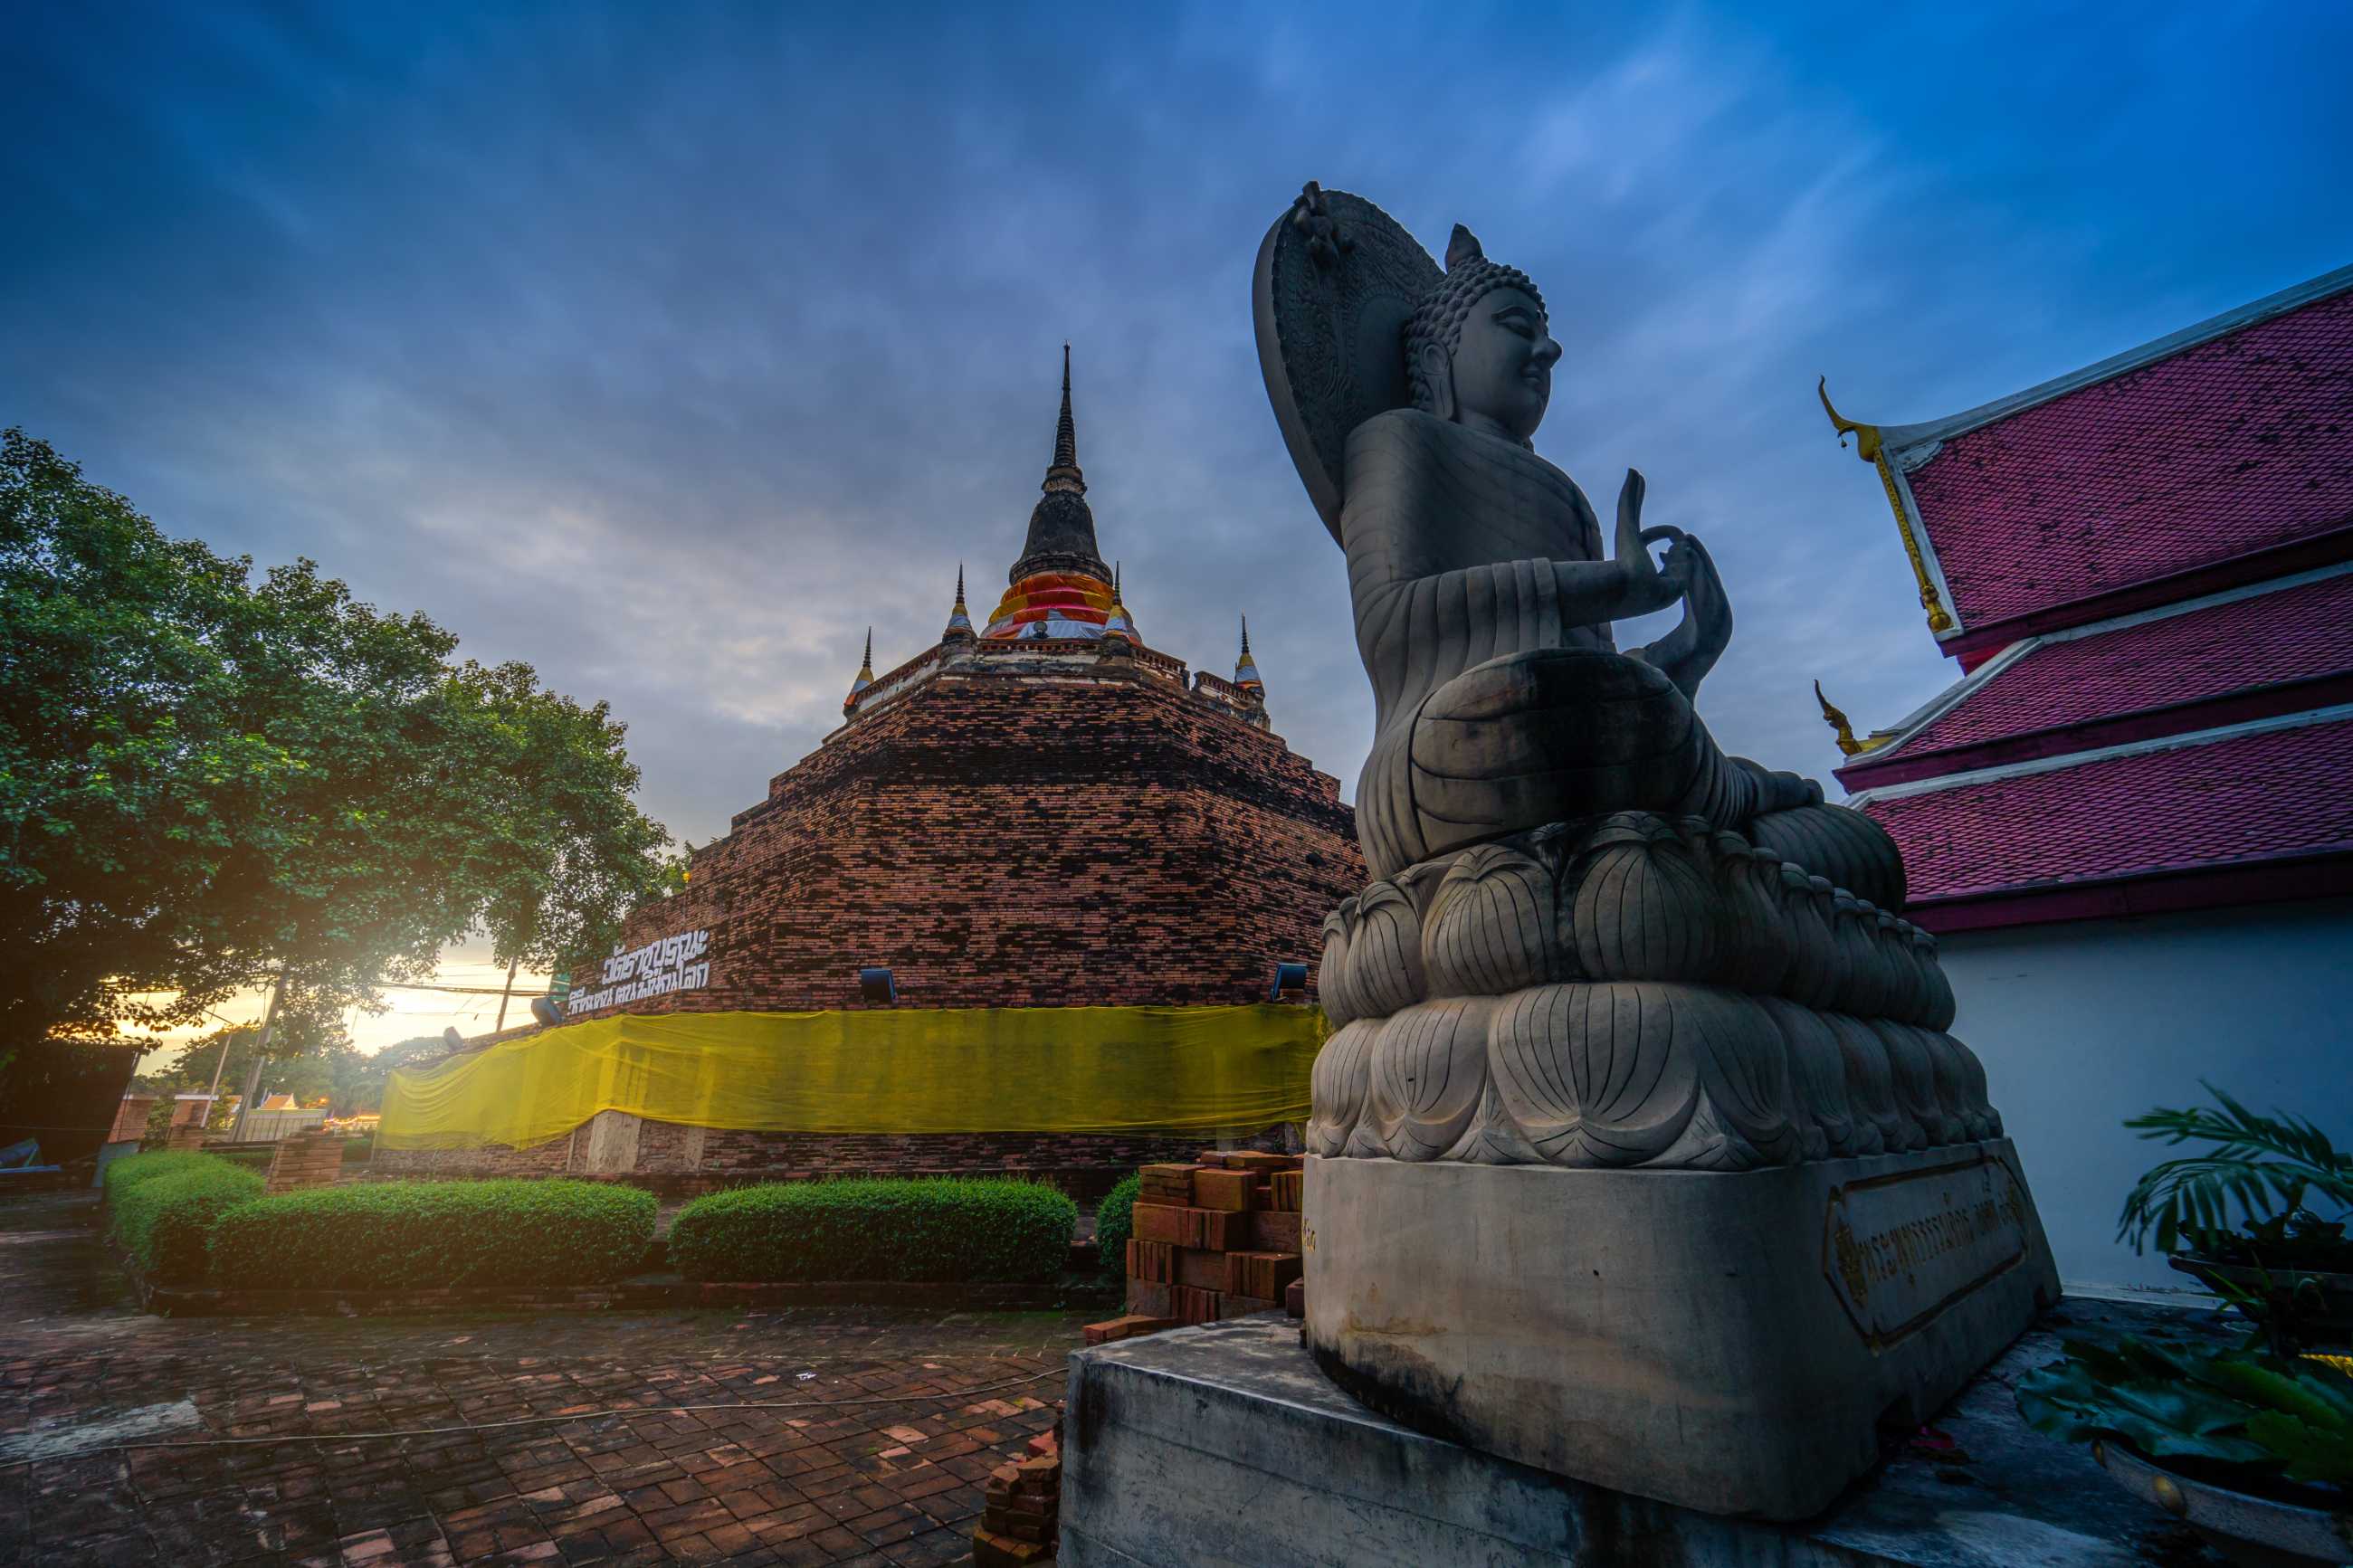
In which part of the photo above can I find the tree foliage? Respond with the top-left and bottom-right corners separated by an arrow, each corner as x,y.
0,429 -> 671,1049
457,659 -> 670,984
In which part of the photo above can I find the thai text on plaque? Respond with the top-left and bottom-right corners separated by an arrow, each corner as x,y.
1822,1148 -> 2031,1349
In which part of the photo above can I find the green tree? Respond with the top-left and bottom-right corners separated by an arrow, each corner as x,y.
0,430 -> 672,1075
138,986 -> 360,1114
453,660 -> 670,1029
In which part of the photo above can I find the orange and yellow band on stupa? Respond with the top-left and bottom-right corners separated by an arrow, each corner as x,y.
982,571 -> 1116,637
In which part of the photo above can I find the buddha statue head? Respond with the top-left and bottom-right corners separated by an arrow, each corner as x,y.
1405,225 -> 1561,445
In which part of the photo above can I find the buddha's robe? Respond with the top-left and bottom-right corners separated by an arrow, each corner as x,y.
1341,409 -> 1897,904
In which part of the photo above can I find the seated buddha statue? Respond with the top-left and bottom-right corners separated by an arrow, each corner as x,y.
1333,224 -> 1897,904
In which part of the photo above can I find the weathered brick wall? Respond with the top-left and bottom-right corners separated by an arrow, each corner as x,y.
372,1123 -> 1296,1197
372,1138 -> 575,1177
693,1125 -> 1294,1175
585,663 -> 1361,1013
385,659 -> 1361,1181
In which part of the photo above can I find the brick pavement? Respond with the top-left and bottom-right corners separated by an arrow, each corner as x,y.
1,1193 -> 1082,1567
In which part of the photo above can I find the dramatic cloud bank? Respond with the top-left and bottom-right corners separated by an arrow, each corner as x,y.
6,2 -> 2347,1043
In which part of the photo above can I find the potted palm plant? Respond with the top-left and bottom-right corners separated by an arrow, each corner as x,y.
2117,1085 -> 2353,1354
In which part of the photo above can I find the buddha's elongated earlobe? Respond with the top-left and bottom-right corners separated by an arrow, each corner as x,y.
1419,340 -> 1456,423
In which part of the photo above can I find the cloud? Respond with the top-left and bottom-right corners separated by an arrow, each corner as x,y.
5,0 -> 2348,880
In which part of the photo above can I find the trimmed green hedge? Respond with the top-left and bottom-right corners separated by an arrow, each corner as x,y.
105,1152 -> 264,1284
103,1148 -> 223,1199
670,1177 -> 1078,1284
209,1179 -> 657,1289
1095,1173 -> 1140,1283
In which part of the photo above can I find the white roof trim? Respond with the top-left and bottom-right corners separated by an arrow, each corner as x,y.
2034,558 -> 2353,645
1858,636 -> 2035,757
1877,263 -> 2353,470
1856,560 -> 2353,762
1846,702 -> 2353,807
1887,460 -> 1964,639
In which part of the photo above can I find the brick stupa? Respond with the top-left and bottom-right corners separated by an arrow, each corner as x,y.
380,351 -> 1363,1186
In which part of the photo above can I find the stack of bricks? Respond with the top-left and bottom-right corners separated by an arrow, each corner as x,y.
164,1124 -> 208,1152
1088,1149 -> 1304,1342
973,1428 -> 1061,1566
263,1129 -> 346,1195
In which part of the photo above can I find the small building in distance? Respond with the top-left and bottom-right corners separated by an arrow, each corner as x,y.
378,351 -> 1363,1192
1820,263 -> 2353,1288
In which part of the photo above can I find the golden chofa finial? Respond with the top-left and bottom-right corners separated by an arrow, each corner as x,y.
1815,680 -> 1863,756
1814,680 -> 1891,758
1819,376 -> 1954,635
1817,376 -> 1882,463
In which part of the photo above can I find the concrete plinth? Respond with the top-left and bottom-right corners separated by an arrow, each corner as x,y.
1060,1307 -> 2218,1567
1305,1142 -> 2061,1519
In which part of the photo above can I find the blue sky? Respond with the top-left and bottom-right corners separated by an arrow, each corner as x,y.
6,3 -> 2349,1038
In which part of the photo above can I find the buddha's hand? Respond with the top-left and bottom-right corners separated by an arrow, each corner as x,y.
1663,533 -> 1731,651
1587,468 -> 1687,617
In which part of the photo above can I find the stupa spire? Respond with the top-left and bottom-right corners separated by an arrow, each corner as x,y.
1048,342 -> 1081,490
987,346 -> 1116,635
943,565 -> 975,642
1102,560 -> 1138,644
843,628 -> 874,713
1234,615 -> 1263,695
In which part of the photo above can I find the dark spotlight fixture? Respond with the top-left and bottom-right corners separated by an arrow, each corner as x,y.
859,966 -> 898,1004
529,996 -> 567,1027
1267,962 -> 1310,1002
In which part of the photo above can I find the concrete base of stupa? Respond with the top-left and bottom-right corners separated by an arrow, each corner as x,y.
1060,1301 -> 2205,1568
1302,1145 -> 2060,1520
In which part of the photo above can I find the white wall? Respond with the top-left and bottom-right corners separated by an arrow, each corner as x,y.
1939,897 -> 2353,1291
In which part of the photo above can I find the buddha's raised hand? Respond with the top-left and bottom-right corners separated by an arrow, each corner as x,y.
1571,467 -> 1689,619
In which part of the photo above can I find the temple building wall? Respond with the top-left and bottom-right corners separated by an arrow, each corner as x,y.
372,1119 -> 1291,1196
1939,895 -> 2353,1291
662,669 -> 1355,1013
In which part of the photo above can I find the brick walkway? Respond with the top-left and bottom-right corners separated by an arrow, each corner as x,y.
0,1192 -> 1085,1567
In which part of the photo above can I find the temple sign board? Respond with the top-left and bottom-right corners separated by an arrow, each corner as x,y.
565,929 -> 712,1016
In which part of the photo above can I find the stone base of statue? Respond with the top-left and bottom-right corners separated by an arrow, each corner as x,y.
1062,1299 -> 2183,1568
1305,1145 -> 2059,1520
1297,805 -> 2060,1517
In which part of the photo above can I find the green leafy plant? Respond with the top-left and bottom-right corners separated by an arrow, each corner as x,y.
1095,1173 -> 1141,1285
207,1179 -> 655,1289
102,1148 -> 221,1198
668,1178 -> 1078,1285
2116,1085 -> 2352,1258
103,1152 -> 264,1284
2018,1333 -> 2353,1502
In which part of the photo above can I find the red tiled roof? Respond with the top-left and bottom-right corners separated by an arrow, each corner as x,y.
1891,571 -> 2353,757
1906,287 -> 2353,631
1862,717 -> 2353,904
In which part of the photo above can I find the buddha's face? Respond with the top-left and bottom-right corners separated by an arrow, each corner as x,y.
1445,286 -> 1560,442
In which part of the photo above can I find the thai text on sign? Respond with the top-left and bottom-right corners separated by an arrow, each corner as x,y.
567,929 -> 711,1015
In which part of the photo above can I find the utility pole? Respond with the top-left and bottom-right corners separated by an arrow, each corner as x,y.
226,968 -> 287,1144
494,955 -> 519,1033
200,1020 -> 236,1129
